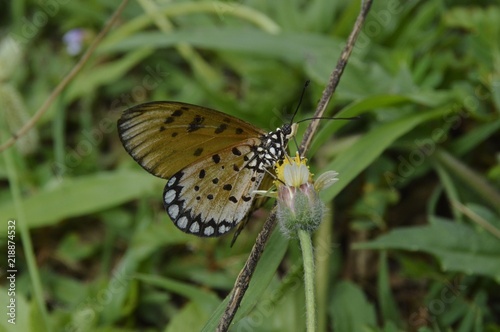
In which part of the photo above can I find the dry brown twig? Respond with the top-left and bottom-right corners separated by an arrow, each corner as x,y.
216,1 -> 374,331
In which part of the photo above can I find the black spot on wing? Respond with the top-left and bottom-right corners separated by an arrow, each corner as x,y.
232,147 -> 242,156
187,115 -> 205,132
172,109 -> 183,116
215,123 -> 228,134
193,147 -> 203,156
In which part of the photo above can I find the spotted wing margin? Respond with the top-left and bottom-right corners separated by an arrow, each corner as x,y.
230,172 -> 274,245
118,101 -> 265,179
163,139 -> 269,237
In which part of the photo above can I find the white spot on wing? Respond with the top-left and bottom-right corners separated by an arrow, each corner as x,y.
204,226 -> 214,236
164,190 -> 176,204
190,222 -> 200,233
168,205 -> 179,219
219,225 -> 227,234
168,176 -> 176,187
177,216 -> 188,229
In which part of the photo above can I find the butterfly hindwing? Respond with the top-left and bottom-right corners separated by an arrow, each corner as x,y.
163,139 -> 267,237
118,101 -> 265,179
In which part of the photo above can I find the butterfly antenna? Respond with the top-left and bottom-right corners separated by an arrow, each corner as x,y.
290,80 -> 310,125
296,115 -> 361,124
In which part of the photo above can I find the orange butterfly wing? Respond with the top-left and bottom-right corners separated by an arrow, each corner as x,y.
118,101 -> 266,179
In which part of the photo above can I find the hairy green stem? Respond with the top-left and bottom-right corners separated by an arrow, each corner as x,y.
298,229 -> 317,332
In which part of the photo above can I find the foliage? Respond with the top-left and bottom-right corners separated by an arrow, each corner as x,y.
1,0 -> 499,331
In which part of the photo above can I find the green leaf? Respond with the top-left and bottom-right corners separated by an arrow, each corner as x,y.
354,218 -> 500,281
135,274 -> 220,313
65,48 -> 153,103
0,288 -> 31,332
98,221 -> 192,324
321,107 -> 451,201
99,28 -> 342,65
450,119 -> 500,156
165,301 -> 211,332
378,252 -> 402,326
329,281 -> 377,332
202,228 -> 289,331
0,170 -> 161,235
434,149 -> 500,215
309,94 -> 414,156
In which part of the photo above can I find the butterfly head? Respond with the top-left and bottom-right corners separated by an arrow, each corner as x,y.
277,122 -> 298,152
282,123 -> 298,140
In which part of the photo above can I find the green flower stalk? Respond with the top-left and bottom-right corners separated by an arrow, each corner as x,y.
273,152 -> 338,332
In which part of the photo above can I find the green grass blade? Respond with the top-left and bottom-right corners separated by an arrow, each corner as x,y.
0,170 -> 161,234
202,229 -> 288,331
321,107 -> 452,201
354,218 -> 500,281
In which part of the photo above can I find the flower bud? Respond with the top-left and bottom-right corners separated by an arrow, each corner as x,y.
274,152 -> 338,238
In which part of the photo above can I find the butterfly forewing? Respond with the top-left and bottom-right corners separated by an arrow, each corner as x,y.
118,101 -> 265,179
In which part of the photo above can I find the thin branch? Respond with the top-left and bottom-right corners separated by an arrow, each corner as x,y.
0,0 -> 130,153
216,210 -> 278,332
217,0 -> 373,330
300,0 -> 373,154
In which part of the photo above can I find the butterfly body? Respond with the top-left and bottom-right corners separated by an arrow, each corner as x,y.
118,101 -> 296,237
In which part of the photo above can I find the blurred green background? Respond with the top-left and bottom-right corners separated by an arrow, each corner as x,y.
1,0 -> 500,331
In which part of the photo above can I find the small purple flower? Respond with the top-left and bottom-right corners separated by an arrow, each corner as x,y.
63,29 -> 85,55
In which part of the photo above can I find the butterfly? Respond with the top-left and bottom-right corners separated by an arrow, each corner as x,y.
118,101 -> 297,240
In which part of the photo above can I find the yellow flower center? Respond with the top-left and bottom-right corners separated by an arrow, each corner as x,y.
275,152 -> 312,188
